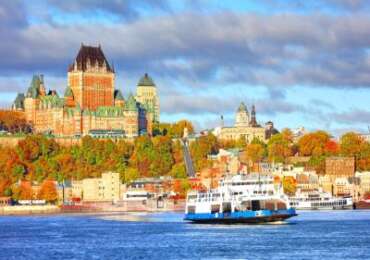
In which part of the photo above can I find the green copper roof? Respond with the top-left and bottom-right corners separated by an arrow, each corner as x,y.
137,73 -> 155,87
114,89 -> 124,101
26,75 -> 43,98
13,93 -> 25,109
38,95 -> 64,109
64,86 -> 74,98
95,106 -> 125,117
125,94 -> 138,111
237,102 -> 248,113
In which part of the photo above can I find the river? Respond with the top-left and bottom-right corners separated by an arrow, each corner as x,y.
1,210 -> 369,259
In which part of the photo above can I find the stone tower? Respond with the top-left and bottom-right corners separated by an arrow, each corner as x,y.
67,44 -> 115,111
136,73 -> 160,122
235,102 -> 250,128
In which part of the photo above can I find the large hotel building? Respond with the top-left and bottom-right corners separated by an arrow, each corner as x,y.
12,44 -> 160,138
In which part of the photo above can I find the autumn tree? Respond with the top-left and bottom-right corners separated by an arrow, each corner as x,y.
123,167 -> 139,183
0,110 -> 32,134
340,132 -> 370,171
130,135 -> 156,177
169,163 -> 187,179
12,181 -> 33,200
324,140 -> 340,155
190,133 -> 218,171
152,120 -> 194,138
171,120 -> 194,138
282,176 -> 296,195
38,179 -> 58,203
268,129 -> 294,163
150,136 -> 174,177
298,131 -> 330,156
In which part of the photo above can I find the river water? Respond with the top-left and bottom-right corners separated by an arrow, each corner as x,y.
0,210 -> 369,259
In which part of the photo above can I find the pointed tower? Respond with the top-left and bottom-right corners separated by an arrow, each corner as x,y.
114,89 -> 125,107
67,44 -> 115,110
64,86 -> 75,107
39,74 -> 46,96
24,75 -> 43,123
136,73 -> 160,122
250,104 -> 258,127
235,102 -> 250,127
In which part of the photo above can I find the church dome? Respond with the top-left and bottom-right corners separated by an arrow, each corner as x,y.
237,102 -> 248,112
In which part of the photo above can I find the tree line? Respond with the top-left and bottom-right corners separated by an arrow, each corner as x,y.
0,117 -> 369,199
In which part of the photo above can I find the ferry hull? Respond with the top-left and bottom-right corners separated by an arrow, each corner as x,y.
184,208 -> 297,224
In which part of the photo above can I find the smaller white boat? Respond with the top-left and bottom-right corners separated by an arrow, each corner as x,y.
289,190 -> 353,210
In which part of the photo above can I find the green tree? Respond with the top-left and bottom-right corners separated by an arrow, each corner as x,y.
124,167 -> 139,183
169,163 -> 187,179
267,129 -> 294,163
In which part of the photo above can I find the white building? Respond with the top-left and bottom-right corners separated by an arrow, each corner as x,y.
213,103 -> 265,143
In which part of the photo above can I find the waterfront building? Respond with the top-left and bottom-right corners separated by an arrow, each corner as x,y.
75,172 -> 121,202
213,103 -> 265,143
325,157 -> 355,178
12,44 -> 159,138
296,172 -> 319,192
333,177 -> 360,201
356,171 -> 370,197
318,175 -> 332,194
123,177 -> 177,201
71,180 -> 83,199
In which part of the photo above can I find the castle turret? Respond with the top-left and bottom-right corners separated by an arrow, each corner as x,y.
114,89 -> 125,107
12,93 -> 25,111
136,73 -> 160,123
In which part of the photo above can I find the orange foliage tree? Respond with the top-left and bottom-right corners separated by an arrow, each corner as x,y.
340,132 -> 370,171
38,180 -> 58,203
12,181 -> 33,200
0,110 -> 32,133
298,131 -> 330,156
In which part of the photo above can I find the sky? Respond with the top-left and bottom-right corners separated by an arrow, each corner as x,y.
0,0 -> 370,136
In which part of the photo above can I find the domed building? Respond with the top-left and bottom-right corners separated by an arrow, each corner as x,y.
215,102 -> 265,143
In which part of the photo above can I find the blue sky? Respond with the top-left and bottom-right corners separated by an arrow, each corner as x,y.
0,0 -> 370,136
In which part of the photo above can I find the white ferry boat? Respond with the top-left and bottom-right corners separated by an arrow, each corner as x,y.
288,190 -> 353,210
184,173 -> 297,223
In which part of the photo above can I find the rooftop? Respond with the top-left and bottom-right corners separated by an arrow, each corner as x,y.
68,44 -> 113,72
138,73 -> 156,87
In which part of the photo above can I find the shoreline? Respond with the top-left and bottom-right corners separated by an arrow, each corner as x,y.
0,205 -> 184,217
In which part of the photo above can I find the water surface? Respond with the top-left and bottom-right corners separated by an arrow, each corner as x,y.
1,210 -> 369,259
